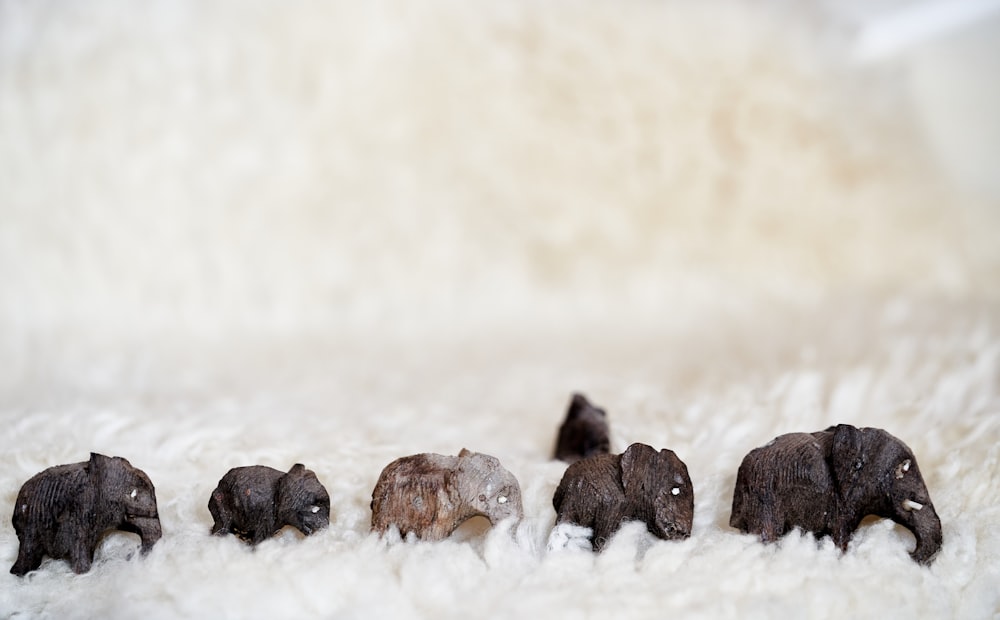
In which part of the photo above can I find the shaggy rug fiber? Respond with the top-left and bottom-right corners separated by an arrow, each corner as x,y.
1,1 -> 998,618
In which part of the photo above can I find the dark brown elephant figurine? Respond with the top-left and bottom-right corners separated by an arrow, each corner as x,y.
554,392 -> 611,463
730,424 -> 943,565
11,453 -> 162,576
553,442 -> 694,551
371,449 -> 523,541
209,464 -> 331,545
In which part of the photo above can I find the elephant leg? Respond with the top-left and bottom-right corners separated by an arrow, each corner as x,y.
10,536 -> 45,576
735,495 -> 780,543
68,539 -> 94,574
758,521 -> 781,544
591,513 -> 623,552
832,522 -> 854,552
249,528 -> 272,546
751,501 -> 784,544
591,530 -> 610,552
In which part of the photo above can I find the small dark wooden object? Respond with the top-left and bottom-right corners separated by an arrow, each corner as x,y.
10,453 -> 162,576
730,423 -> 943,564
553,442 -> 694,551
209,464 -> 331,545
371,449 -> 523,540
554,392 -> 611,463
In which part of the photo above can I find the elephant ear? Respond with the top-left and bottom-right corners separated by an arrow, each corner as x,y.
458,448 -> 473,458
288,463 -> 307,477
620,443 -> 657,496
658,448 -> 687,483
88,452 -> 129,503
830,424 -> 875,500
88,452 -> 115,478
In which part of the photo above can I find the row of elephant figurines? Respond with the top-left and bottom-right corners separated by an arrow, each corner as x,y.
9,422 -> 942,576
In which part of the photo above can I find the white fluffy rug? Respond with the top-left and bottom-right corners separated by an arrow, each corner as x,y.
1,1 -> 999,618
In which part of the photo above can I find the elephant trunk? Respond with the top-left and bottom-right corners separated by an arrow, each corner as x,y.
128,515 -> 162,553
898,500 -> 942,565
909,506 -> 942,565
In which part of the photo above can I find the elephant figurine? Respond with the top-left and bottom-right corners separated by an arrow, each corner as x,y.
10,453 -> 162,576
371,449 -> 523,540
552,442 -> 694,551
553,392 -> 611,463
209,464 -> 331,545
730,424 -> 943,565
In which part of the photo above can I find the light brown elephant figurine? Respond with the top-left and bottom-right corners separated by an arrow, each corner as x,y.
371,449 -> 523,541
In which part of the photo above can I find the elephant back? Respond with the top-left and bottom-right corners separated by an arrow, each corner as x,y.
13,462 -> 91,534
731,432 -> 836,534
553,453 -> 622,515
371,453 -> 460,539
736,433 -> 830,489
218,465 -> 285,517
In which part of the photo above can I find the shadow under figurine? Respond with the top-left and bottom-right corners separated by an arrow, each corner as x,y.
553,442 -> 694,551
730,423 -> 943,565
209,464 -> 330,545
554,392 -> 611,463
11,452 -> 162,576
371,449 -> 523,541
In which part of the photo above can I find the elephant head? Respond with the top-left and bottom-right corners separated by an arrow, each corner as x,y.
11,452 -> 161,575
554,392 -> 611,463
91,453 -> 162,553
275,464 -> 332,536
371,449 -> 524,541
828,424 -> 942,564
552,442 -> 694,551
454,448 -> 524,526
620,443 -> 694,541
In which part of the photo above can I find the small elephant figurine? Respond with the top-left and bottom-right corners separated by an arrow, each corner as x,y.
208,464 -> 331,545
730,424 -> 943,564
553,442 -> 694,551
553,392 -> 610,463
371,448 -> 523,540
10,453 -> 162,576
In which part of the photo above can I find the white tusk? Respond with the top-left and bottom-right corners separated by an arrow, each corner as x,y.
671,487 -> 681,496
498,496 -> 508,504
902,499 -> 924,511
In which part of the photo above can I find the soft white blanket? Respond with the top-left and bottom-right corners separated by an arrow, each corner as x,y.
1,1 -> 998,618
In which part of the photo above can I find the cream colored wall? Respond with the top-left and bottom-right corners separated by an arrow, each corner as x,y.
1,0 -> 996,338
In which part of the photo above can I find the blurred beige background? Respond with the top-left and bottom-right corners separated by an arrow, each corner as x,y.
1,0 -> 997,344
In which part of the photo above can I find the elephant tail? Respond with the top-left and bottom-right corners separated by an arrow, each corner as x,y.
552,477 -> 567,513
729,480 -> 746,530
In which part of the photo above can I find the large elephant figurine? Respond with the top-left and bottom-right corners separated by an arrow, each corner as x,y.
553,442 -> 694,551
553,392 -> 611,463
730,424 -> 943,564
371,449 -> 523,540
208,463 -> 331,545
10,453 -> 162,576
